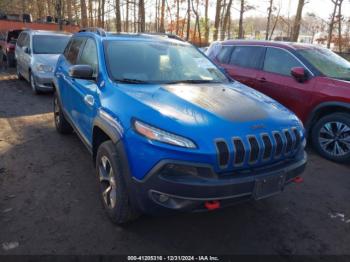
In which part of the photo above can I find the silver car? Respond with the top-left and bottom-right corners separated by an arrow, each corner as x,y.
15,30 -> 71,94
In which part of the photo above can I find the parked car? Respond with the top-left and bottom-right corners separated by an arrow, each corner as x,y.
207,40 -> 350,163
53,29 -> 306,224
0,29 -> 23,67
15,30 -> 71,94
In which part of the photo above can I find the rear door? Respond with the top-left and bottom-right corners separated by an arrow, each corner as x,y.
256,47 -> 316,121
15,32 -> 26,74
221,45 -> 265,88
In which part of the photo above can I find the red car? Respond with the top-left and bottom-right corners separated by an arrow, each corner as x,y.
0,29 -> 23,67
207,40 -> 350,163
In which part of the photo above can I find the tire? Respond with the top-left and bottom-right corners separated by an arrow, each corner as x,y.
53,92 -> 73,134
16,65 -> 24,80
29,72 -> 41,95
311,113 -> 350,163
96,140 -> 140,224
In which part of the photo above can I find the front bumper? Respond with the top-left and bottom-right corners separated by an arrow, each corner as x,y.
130,150 -> 307,214
33,72 -> 54,91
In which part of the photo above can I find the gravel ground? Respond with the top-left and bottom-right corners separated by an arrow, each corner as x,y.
0,69 -> 350,255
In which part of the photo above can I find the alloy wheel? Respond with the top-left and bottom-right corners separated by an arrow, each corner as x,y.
318,121 -> 350,157
98,155 -> 117,209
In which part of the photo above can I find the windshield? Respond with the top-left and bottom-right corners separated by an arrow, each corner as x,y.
298,47 -> 350,81
104,40 -> 229,84
33,35 -> 70,54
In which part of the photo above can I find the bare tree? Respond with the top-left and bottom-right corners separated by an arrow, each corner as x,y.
80,0 -> 88,27
186,0 -> 191,40
159,0 -> 165,32
266,0 -> 273,40
238,0 -> 254,39
139,0 -> 145,32
204,0 -> 209,43
291,0 -> 306,42
328,0 -> 340,48
337,0 -> 344,52
115,0 -> 121,32
221,0 -> 233,40
213,0 -> 222,41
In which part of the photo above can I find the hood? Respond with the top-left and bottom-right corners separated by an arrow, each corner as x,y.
117,81 -> 302,139
33,54 -> 60,68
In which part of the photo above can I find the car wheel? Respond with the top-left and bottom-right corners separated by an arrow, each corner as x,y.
96,140 -> 139,224
53,92 -> 73,134
312,113 -> 350,163
16,65 -> 24,80
29,72 -> 41,94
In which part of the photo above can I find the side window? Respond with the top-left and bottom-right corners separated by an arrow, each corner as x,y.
217,46 -> 233,64
23,34 -> 30,48
66,37 -> 85,65
17,33 -> 27,48
77,38 -> 98,77
263,48 -> 303,76
229,46 -> 264,69
63,39 -> 72,59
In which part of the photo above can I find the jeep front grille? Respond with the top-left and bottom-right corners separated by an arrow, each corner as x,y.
215,128 -> 302,169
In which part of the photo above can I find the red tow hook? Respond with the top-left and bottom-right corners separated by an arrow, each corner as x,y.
293,176 -> 304,183
205,200 -> 220,211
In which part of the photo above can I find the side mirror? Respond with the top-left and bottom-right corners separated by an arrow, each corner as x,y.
291,67 -> 307,82
23,46 -> 30,54
68,64 -> 94,80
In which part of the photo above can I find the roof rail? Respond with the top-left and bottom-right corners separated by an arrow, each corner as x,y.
140,32 -> 185,42
79,27 -> 106,37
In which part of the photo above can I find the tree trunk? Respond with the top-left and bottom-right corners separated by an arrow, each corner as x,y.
159,0 -> 165,33
125,0 -> 129,32
338,0 -> 343,52
186,0 -> 191,40
328,0 -> 339,49
204,0 -> 209,43
89,0 -> 93,26
115,0 -> 121,32
213,0 -> 221,41
66,0 -> 72,22
176,0 -> 180,35
266,0 -> 273,40
291,0 -> 305,42
222,0 -> 233,40
80,0 -> 88,27
139,0 -> 145,32
238,0 -> 244,39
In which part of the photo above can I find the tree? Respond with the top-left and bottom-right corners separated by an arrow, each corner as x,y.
115,0 -> 121,32
337,0 -> 344,52
186,0 -> 191,40
221,0 -> 233,40
139,0 -> 146,32
328,0 -> 341,48
265,0 -> 273,40
213,0 -> 222,41
159,0 -> 165,32
238,0 -> 254,39
204,0 -> 209,43
291,0 -> 305,42
80,0 -> 88,27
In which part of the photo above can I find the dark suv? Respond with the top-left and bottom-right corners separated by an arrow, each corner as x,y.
0,29 -> 22,67
208,40 -> 350,163
53,29 -> 306,224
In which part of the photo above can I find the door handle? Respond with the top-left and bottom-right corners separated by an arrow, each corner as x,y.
259,77 -> 267,83
84,95 -> 95,107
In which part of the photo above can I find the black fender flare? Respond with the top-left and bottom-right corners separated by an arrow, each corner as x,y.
305,101 -> 350,132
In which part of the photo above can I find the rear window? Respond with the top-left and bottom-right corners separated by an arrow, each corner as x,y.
229,46 -> 265,69
32,35 -> 70,54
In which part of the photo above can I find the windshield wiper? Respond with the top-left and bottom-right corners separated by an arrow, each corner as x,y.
114,78 -> 150,84
165,79 -> 222,84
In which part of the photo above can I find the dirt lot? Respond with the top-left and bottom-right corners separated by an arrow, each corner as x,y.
0,69 -> 350,255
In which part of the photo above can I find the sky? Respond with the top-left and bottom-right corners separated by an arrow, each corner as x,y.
206,0 -> 350,21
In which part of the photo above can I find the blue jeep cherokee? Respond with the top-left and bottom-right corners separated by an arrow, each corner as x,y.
53,28 -> 307,224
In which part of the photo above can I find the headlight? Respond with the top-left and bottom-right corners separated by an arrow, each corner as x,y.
36,64 -> 53,73
133,120 -> 196,149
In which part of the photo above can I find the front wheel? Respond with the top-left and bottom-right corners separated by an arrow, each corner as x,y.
312,113 -> 350,163
96,140 -> 139,224
30,72 -> 41,95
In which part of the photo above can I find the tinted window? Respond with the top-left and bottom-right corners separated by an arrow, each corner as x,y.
32,35 -> 70,54
217,45 -> 233,64
78,38 -> 98,77
264,48 -> 303,76
66,37 -> 85,64
229,46 -> 264,69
